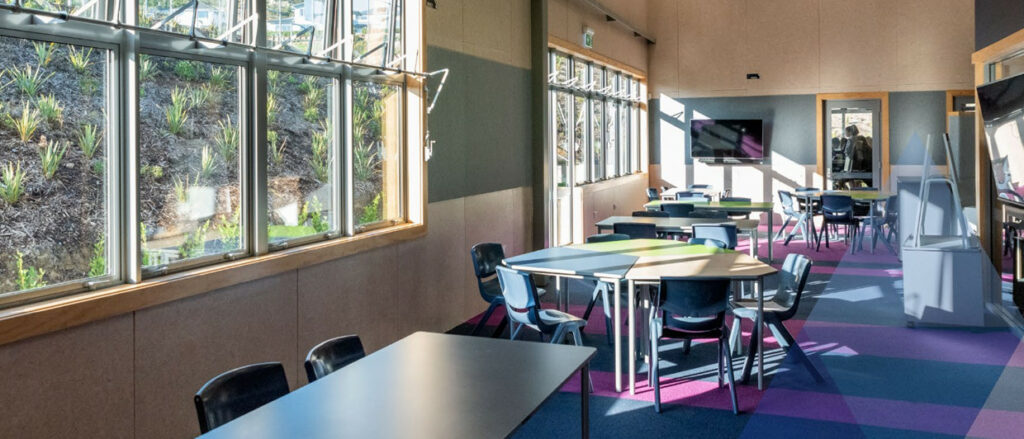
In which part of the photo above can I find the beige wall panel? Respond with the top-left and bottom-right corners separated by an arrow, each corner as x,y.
510,0 -> 534,70
648,0 -> 679,96
463,190 -> 521,321
424,0 -> 464,54
551,0 -> 649,74
818,0 -> 900,91
512,186 -> 534,255
677,0 -> 747,94
744,0 -> 821,94
296,245 -> 400,361
549,0 -> 571,43
894,0 -> 974,88
0,315 -> 133,439
464,0 -> 514,66
134,272 -> 299,439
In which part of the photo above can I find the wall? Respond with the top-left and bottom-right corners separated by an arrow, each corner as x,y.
976,0 -> 1024,50
0,2 -> 537,438
548,0 -> 649,73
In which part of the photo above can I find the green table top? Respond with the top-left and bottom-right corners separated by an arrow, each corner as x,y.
570,239 -> 726,256
794,190 -> 893,201
644,200 -> 774,210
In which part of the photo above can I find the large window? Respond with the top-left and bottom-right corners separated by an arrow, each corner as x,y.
548,50 -> 644,186
0,0 -> 421,307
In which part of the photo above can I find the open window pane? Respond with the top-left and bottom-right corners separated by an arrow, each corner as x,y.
619,101 -> 629,175
138,55 -> 243,268
267,71 -> 335,244
140,0 -> 252,44
573,95 -> 586,185
0,37 -> 111,295
591,99 -> 604,181
353,0 -> 404,66
353,80 -> 402,229
267,0 -> 329,54
605,100 -> 617,177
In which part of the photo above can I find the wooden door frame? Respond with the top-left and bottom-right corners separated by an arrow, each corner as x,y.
815,92 -> 891,189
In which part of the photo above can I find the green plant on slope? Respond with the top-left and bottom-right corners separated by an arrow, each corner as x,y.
189,85 -> 211,109
15,251 -> 46,291
299,197 -> 329,233
91,159 -> 104,176
7,64 -> 55,97
303,106 -> 319,123
140,222 -> 154,266
209,67 -> 230,90
359,194 -> 382,225
32,41 -> 56,67
173,174 -> 192,203
77,123 -> 102,160
267,70 -> 281,92
0,162 -> 27,205
266,93 -> 278,126
199,146 -> 217,180
8,103 -> 41,142
214,119 -> 239,163
216,208 -> 241,248
88,238 -> 106,278
178,220 -> 210,259
140,164 -> 163,179
268,130 -> 286,165
174,60 -> 199,81
165,88 -> 190,135
35,94 -> 63,126
67,46 -> 93,73
310,123 -> 330,182
298,76 -> 316,95
138,55 -> 156,82
39,139 -> 68,180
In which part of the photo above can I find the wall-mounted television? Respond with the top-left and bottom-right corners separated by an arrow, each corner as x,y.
978,73 -> 1024,209
690,119 -> 765,163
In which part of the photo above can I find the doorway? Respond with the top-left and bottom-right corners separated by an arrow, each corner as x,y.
824,99 -> 882,189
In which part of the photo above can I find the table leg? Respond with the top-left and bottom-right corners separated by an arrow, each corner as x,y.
628,279 -> 636,395
756,277 -> 765,390
560,277 -> 569,312
613,279 -> 622,393
870,200 -> 878,254
581,363 -> 589,439
767,212 -> 774,263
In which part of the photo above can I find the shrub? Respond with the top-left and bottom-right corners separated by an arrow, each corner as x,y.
209,67 -> 230,90
67,46 -> 93,73
165,88 -> 190,135
174,60 -> 199,81
173,174 -> 191,203
7,64 -> 55,97
199,146 -> 216,180
38,139 -> 68,180
79,76 -> 99,96
91,159 -> 104,176
359,194 -> 382,225
140,222 -> 154,266
32,41 -> 56,67
266,94 -> 278,126
138,55 -> 156,82
353,142 -> 381,181
216,208 -> 240,248
77,123 -> 102,160
189,85 -> 211,109
0,162 -> 26,205
299,197 -> 329,233
141,164 -> 164,179
304,86 -> 324,109
214,119 -> 239,163
268,130 -> 286,165
88,238 -> 106,277
35,94 -> 63,126
15,252 -> 46,291
298,76 -> 315,95
8,103 -> 41,142
178,220 -> 210,259
267,70 -> 281,92
310,123 -> 330,182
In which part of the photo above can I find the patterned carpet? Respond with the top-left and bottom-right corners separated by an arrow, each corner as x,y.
449,227 -> 1024,438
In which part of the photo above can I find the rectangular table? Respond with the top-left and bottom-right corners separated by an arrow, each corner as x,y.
505,239 -> 777,394
644,200 -> 776,262
794,190 -> 894,253
198,332 -> 596,439
595,216 -> 761,257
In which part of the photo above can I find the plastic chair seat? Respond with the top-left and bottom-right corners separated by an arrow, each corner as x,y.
537,309 -> 587,327
663,314 -> 722,335
730,300 -> 791,318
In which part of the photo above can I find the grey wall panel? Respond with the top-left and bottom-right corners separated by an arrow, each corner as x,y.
890,91 -> 947,165
976,0 -> 1024,50
426,46 -> 533,203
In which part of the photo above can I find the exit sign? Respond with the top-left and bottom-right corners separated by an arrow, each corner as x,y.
582,27 -> 594,49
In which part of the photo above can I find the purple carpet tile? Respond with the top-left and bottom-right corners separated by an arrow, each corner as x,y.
798,323 -> 1021,366
967,408 -> 1024,439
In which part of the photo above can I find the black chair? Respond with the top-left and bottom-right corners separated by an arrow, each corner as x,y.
304,335 -> 366,382
647,187 -> 660,202
633,210 -> 670,218
470,243 -> 511,337
586,233 -> 630,243
673,191 -> 700,200
795,187 -> 822,214
686,210 -> 728,219
816,195 -> 860,252
194,362 -> 290,433
730,254 -> 823,385
720,196 -> 752,218
776,190 -> 813,246
688,184 -> 711,190
648,278 -> 738,414
883,195 -> 898,243
661,203 -> 695,218
692,224 -> 738,249
614,222 -> 657,239
688,237 -> 727,248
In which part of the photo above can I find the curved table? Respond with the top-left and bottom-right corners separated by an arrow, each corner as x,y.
595,216 -> 761,257
794,190 -> 894,253
505,239 -> 777,394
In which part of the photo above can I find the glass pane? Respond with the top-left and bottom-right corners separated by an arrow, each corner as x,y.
828,108 -> 875,189
573,95 -> 586,185
25,0 -> 108,20
138,55 -> 243,267
353,80 -> 402,229
572,60 -> 586,89
267,0 -> 329,54
141,0 -> 252,44
353,0 -> 404,66
0,37 -> 110,294
553,53 -> 569,84
605,100 -> 617,177
266,71 -> 335,244
619,102 -> 629,174
632,105 -> 641,172
591,100 -> 604,181
605,71 -> 616,94
554,92 -> 568,187
590,67 -> 603,93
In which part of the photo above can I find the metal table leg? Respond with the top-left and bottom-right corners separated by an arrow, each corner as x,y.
757,277 -> 765,390
613,279 -> 622,392
581,363 -> 589,439
766,211 -> 774,263
628,279 -> 636,395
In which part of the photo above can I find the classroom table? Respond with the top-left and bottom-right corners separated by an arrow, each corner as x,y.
505,239 -> 777,394
595,216 -> 761,257
198,332 -> 596,439
644,200 -> 776,262
660,186 -> 715,200
794,190 -> 894,253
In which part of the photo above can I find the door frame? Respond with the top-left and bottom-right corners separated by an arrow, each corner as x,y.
816,92 -> 890,189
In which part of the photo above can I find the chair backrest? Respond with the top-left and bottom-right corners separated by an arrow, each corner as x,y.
647,187 -> 660,201
688,237 -> 727,249
850,186 -> 878,191
688,184 -> 711,190
304,335 -> 366,383
633,210 -> 670,217
613,222 -> 658,239
674,191 -> 700,200
470,243 -> 505,301
795,187 -> 819,192
821,195 -> 854,221
884,194 -> 898,221
771,254 -> 813,320
692,224 -> 738,249
686,210 -> 728,219
194,362 -> 290,433
661,203 -> 695,217
495,266 -> 551,331
778,190 -> 797,215
657,278 -> 732,323
587,233 -> 630,243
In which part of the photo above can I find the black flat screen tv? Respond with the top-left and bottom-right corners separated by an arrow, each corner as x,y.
690,119 -> 765,162
978,73 -> 1024,209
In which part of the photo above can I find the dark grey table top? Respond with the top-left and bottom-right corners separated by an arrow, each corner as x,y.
503,246 -> 638,279
595,216 -> 760,232
198,332 -> 595,439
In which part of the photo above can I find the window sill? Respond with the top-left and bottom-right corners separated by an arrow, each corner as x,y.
0,222 -> 426,347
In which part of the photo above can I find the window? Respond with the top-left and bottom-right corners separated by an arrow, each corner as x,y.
353,79 -> 403,230
353,0 -> 404,66
591,96 -> 604,181
140,0 -> 254,44
605,99 -> 617,178
573,95 -> 586,184
0,36 -> 115,299
268,0 -> 330,55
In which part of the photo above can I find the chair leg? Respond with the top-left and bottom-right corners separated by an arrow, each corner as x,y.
491,315 -> 508,338
741,324 -> 760,384
767,321 -> 825,384
603,283 -> 614,346
717,338 -> 724,388
774,216 -> 793,241
471,301 -> 500,336
568,327 -> 595,393
550,326 -> 567,344
582,283 -> 603,322
682,339 -> 692,355
651,329 -> 661,413
722,335 -> 740,415
729,315 -> 743,356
